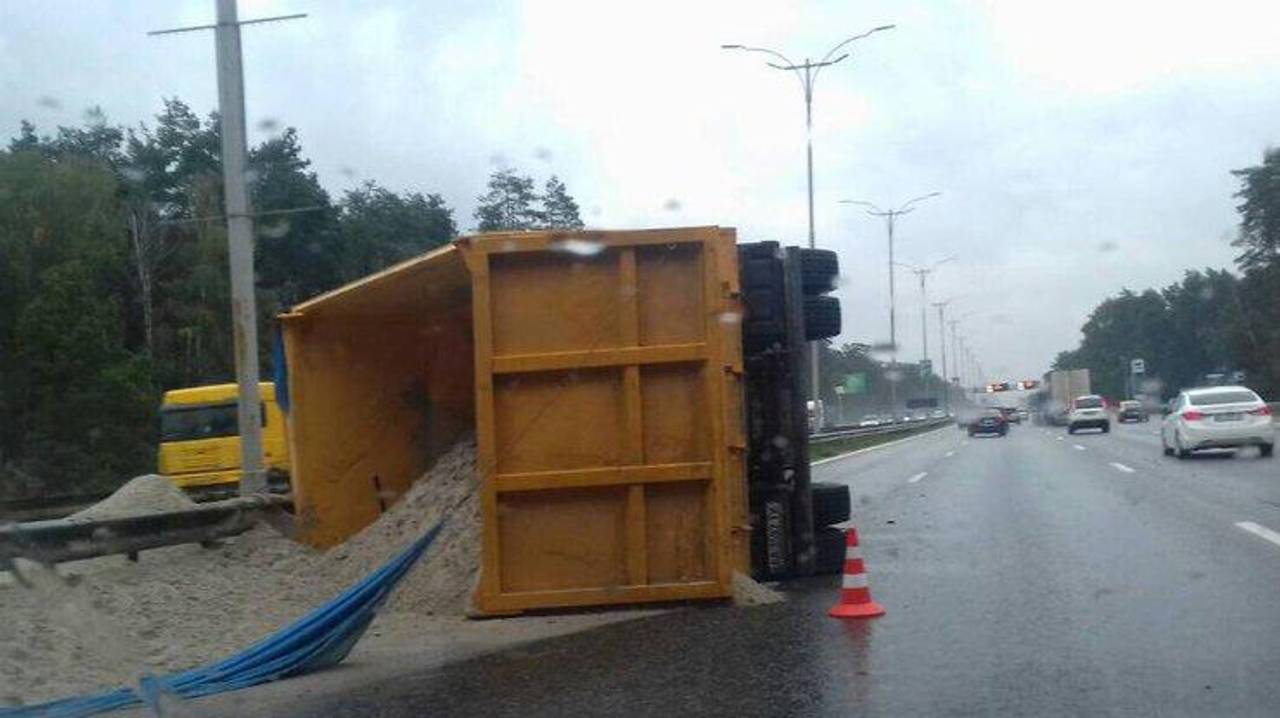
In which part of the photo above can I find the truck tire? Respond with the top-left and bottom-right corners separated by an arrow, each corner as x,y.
739,243 -> 787,353
811,482 -> 851,527
803,295 -> 841,340
814,526 -> 846,575
799,248 -> 839,294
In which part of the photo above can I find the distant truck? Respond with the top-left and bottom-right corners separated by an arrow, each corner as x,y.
1043,369 -> 1091,426
158,382 -> 290,501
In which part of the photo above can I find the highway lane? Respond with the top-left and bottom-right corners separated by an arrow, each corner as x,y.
1030,419 -> 1280,545
231,423 -> 1280,716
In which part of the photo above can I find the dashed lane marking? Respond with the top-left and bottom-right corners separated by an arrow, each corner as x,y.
907,472 -> 927,484
945,451 -> 955,458
1109,462 -> 1135,473
1073,444 -> 1086,451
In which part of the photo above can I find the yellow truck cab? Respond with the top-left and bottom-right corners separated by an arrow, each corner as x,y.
158,382 -> 290,500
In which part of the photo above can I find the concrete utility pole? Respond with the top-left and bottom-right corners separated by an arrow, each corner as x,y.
150,2 -> 306,495
214,0 -> 264,494
722,26 -> 894,401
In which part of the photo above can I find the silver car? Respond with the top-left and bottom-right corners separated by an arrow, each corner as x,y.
1161,386 -> 1274,458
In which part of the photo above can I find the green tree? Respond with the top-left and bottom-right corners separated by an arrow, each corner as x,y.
336,181 -> 456,282
13,262 -> 155,494
249,127 -> 340,304
475,168 -> 541,231
540,175 -> 584,229
0,97 -> 467,497
0,151 -> 154,496
1232,147 -> 1280,271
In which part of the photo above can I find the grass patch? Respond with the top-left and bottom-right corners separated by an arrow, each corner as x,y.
809,422 -> 951,461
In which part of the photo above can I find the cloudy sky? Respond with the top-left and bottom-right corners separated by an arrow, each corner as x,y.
4,0 -> 1279,381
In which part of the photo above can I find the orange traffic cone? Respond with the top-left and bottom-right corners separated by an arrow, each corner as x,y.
829,527 -> 885,618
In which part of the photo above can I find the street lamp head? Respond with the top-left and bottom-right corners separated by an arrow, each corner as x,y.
720,44 -> 743,49
839,199 -> 881,214
898,191 -> 941,212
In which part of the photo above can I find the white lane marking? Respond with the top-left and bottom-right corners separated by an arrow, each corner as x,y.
1073,444 -> 1086,451
1109,462 -> 1135,473
1235,521 -> 1280,550
907,472 -> 927,484
1055,436 -> 1064,441
945,451 -> 955,458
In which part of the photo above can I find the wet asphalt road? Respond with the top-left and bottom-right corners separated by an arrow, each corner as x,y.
272,421 -> 1280,717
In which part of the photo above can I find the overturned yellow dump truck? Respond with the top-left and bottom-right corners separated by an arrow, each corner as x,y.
281,227 -> 749,613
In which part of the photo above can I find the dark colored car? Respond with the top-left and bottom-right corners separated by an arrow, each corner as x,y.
1118,400 -> 1146,423
969,408 -> 1008,437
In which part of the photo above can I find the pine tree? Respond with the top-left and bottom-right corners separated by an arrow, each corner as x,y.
475,169 -> 541,231
540,175 -> 584,229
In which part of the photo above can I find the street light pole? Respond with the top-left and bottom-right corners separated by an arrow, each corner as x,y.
841,193 -> 940,414
841,194 -> 941,357
722,26 -> 894,402
948,318 -> 960,386
932,299 -> 956,413
894,255 -> 955,368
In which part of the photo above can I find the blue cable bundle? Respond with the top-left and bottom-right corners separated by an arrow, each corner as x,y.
3,520 -> 445,718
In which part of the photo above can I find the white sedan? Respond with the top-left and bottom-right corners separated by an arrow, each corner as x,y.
1161,386 -> 1274,458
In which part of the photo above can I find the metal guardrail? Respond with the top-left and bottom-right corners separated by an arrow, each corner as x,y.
0,493 -> 292,567
810,417 -> 954,445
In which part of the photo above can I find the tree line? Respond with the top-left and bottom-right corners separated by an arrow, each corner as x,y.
0,99 -> 583,498
1054,148 -> 1280,401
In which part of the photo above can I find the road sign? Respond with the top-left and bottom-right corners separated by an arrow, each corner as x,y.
834,385 -> 846,395
1130,358 -> 1145,374
843,373 -> 867,395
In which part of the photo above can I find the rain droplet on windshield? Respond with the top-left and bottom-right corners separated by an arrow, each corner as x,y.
1098,241 -> 1117,253
662,198 -> 682,212
259,219 -> 290,239
256,117 -> 279,132
82,106 -> 107,126
36,95 -> 61,110
534,147 -> 552,162
550,239 -> 604,257
868,341 -> 896,362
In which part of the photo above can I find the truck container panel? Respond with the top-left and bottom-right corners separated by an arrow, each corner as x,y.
281,227 -> 747,613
